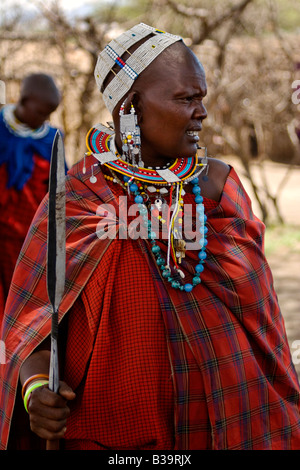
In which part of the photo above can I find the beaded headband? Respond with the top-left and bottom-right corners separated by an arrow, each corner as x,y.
94,23 -> 182,114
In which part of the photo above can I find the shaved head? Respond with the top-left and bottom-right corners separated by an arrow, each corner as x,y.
20,73 -> 61,106
14,73 -> 61,129
133,41 -> 204,92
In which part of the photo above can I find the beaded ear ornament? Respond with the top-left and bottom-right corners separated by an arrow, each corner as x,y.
85,123 -> 209,292
119,101 -> 142,167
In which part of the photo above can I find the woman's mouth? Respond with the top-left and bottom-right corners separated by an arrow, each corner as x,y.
186,130 -> 200,141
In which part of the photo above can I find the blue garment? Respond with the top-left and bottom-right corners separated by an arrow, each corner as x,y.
0,107 -> 58,190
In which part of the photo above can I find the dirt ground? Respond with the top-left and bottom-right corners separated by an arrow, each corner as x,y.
225,157 -> 300,379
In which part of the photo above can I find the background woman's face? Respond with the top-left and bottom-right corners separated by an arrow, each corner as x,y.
17,96 -> 58,129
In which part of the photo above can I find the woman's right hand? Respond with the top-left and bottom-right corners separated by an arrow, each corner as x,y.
27,381 -> 76,441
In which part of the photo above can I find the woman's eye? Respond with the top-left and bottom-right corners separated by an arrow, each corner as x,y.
185,96 -> 203,102
178,95 -> 204,103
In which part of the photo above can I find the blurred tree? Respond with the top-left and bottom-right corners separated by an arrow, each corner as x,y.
0,0 -> 299,222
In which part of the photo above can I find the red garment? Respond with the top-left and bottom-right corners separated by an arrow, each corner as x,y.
1,157 -> 300,450
0,155 -> 50,318
63,181 -> 218,450
64,242 -> 174,450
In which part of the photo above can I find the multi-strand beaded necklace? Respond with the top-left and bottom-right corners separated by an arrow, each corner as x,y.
86,124 -> 208,292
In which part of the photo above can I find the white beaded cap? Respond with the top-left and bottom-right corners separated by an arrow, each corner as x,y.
94,23 -> 182,114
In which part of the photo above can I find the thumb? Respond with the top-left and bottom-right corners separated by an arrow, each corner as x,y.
58,381 -> 76,401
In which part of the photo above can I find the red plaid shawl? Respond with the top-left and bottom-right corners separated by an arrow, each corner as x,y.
1,157 -> 300,450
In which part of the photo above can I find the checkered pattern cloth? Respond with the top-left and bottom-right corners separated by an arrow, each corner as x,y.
0,156 -> 50,320
63,238 -> 175,450
1,156 -> 300,450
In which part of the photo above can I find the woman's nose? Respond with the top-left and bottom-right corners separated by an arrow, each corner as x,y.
193,101 -> 207,121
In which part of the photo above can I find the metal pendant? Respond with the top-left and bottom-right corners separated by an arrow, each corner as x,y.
174,239 -> 186,264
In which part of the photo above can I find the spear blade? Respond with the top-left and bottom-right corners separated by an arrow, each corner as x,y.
47,130 -> 66,396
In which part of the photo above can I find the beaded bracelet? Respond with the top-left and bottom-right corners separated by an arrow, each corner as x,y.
21,373 -> 49,400
23,380 -> 49,413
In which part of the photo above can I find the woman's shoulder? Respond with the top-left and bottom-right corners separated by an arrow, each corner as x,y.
207,157 -> 230,178
200,157 -> 230,202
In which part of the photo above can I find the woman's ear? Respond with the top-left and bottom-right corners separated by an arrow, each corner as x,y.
121,91 -> 139,111
130,91 -> 143,124
113,90 -> 142,133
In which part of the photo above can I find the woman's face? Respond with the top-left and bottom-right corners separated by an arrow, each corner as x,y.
134,46 -> 208,167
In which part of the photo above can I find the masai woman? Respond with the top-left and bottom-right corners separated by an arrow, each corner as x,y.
1,23 -> 300,450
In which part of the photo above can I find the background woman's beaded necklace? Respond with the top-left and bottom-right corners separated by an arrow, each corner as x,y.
3,104 -> 50,139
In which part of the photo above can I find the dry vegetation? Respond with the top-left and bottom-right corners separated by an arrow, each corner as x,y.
0,0 -> 299,223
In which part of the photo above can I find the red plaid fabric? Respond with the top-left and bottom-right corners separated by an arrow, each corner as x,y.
0,155 -> 50,320
63,178 -> 218,450
1,156 -> 300,450
64,241 -> 174,450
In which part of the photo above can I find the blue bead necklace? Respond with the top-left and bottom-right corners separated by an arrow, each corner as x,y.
125,175 -> 208,292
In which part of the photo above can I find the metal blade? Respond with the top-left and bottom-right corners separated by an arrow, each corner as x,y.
47,130 -> 66,394
47,130 -> 66,310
